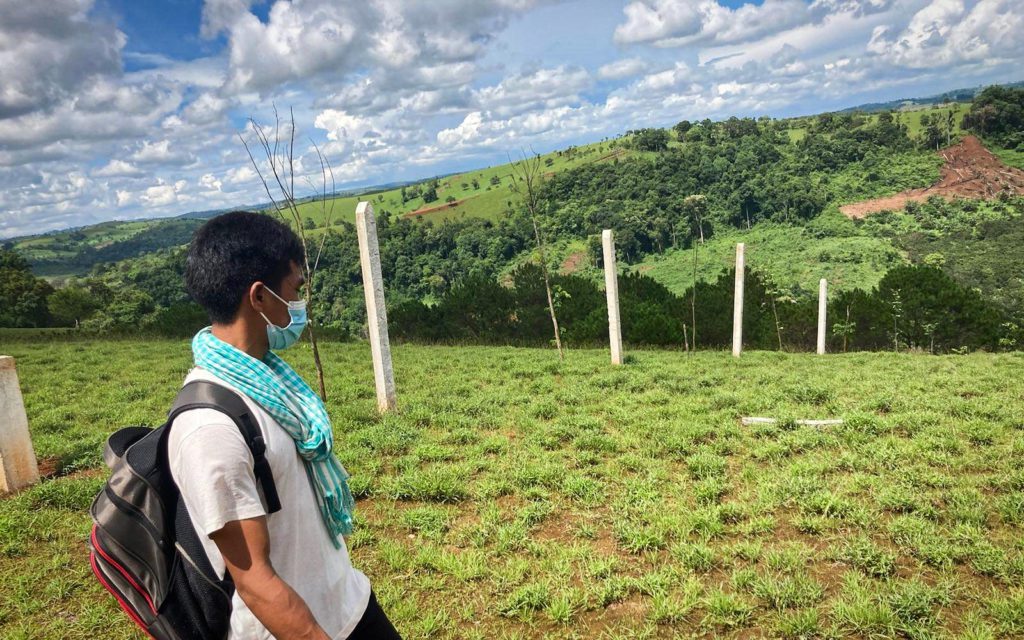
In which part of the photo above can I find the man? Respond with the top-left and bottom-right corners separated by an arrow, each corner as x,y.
170,211 -> 400,639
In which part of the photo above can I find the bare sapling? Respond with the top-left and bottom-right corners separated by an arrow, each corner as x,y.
766,280 -> 791,351
238,106 -> 337,400
832,304 -> 855,353
683,195 -> 707,351
509,150 -> 564,361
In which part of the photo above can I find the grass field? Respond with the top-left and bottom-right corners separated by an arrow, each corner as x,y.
291,139 -> 631,231
990,145 -> 1024,170
3,340 -> 1024,639
899,103 -> 971,140
633,219 -> 906,296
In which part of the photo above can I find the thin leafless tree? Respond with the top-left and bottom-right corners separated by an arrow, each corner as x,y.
238,106 -> 337,400
683,194 -> 707,352
508,150 -> 564,361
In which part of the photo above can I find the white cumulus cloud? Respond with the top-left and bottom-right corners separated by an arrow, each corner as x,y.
868,0 -> 1024,69
93,159 -> 143,177
614,0 -> 810,48
598,58 -> 649,80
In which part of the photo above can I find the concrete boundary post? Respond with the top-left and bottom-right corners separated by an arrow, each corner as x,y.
0,356 -> 39,494
355,202 -> 398,413
602,230 -> 623,365
732,243 -> 745,358
817,278 -> 828,355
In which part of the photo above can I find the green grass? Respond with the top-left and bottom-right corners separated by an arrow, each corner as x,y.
2,341 -> 1024,638
989,144 -> 1024,170
290,139 -> 631,230
632,219 -> 906,296
898,102 -> 971,139
824,149 -> 944,204
628,146 -> 955,298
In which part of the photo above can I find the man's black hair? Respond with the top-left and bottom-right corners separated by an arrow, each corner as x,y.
185,211 -> 305,324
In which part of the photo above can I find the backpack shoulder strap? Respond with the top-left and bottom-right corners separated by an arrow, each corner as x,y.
168,380 -> 282,514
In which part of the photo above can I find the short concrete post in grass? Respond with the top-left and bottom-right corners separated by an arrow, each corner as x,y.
602,229 -> 624,365
0,356 -> 39,494
817,278 -> 827,355
732,243 -> 745,358
355,201 -> 397,413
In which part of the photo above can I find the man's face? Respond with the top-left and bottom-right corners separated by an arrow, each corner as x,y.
262,261 -> 305,327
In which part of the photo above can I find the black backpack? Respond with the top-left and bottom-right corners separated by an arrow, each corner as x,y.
88,380 -> 281,640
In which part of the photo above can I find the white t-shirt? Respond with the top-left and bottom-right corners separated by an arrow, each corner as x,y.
168,366 -> 371,640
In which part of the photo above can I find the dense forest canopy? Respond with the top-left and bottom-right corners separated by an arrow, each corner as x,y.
961,85 -> 1024,149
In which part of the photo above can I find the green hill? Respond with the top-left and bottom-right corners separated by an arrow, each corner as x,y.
2,98 -> 995,283
4,85 -> 1023,349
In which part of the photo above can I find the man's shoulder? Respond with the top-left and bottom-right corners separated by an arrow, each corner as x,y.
183,365 -> 221,387
168,407 -> 243,455
170,368 -> 268,457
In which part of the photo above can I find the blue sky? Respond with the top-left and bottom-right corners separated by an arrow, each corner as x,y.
1,0 -> 1022,238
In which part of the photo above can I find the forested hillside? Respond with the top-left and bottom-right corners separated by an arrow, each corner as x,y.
3,85 -> 1023,352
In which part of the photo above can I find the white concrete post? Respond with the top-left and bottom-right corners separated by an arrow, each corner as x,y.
602,230 -> 624,365
732,243 -> 745,358
355,202 -> 397,413
817,278 -> 827,355
0,356 -> 39,494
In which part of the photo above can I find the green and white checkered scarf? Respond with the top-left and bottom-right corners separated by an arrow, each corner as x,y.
192,327 -> 354,546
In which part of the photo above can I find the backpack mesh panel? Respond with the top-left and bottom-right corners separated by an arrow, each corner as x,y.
156,496 -> 233,640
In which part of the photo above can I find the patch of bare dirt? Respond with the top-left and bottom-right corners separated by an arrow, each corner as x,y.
37,456 -> 62,479
594,148 -> 627,163
402,196 -> 475,218
840,135 -> 1024,218
560,251 -> 587,274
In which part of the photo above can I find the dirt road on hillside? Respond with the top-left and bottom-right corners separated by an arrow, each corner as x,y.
840,135 -> 1024,218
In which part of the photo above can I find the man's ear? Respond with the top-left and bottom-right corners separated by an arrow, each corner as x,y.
248,281 -> 268,313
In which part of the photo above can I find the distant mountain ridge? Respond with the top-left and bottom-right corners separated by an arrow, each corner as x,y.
841,81 -> 1024,113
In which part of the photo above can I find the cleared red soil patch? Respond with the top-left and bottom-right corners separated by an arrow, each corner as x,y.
594,147 -> 628,163
402,195 -> 475,218
840,135 -> 1024,218
561,251 -> 587,274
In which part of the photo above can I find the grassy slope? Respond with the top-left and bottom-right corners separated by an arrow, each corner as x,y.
292,139 -> 630,228
631,146 -> 948,297
11,220 -> 152,265
989,145 -> 1024,170
586,110 -> 968,297
3,341 -> 1024,639
632,217 -> 905,296
899,102 -> 971,138
9,139 -> 628,277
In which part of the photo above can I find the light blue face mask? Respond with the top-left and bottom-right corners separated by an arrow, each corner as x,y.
260,285 -> 307,350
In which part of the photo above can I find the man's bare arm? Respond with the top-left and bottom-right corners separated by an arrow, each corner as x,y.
211,517 -> 330,640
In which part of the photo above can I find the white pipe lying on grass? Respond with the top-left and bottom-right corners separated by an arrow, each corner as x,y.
741,417 -> 844,426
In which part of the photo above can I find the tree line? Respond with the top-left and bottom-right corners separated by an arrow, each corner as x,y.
389,260 -> 1019,352
8,234 -> 1017,352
